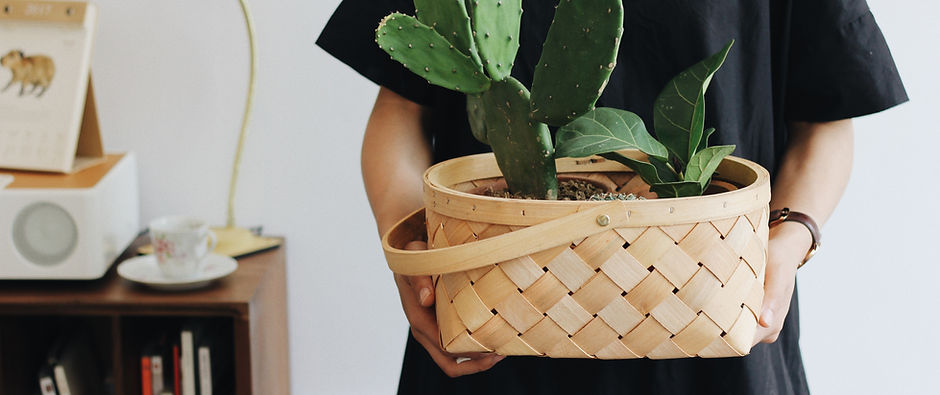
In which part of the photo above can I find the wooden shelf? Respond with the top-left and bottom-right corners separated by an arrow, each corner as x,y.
0,236 -> 289,395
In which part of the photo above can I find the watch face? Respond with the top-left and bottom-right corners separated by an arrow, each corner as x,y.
12,202 -> 78,266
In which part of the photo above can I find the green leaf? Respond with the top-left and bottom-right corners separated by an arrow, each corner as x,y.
600,153 -> 670,185
653,40 -> 733,165
555,108 -> 668,160
649,181 -> 704,198
697,127 -> 715,153
649,156 -> 680,182
684,145 -> 735,188
687,92 -> 706,160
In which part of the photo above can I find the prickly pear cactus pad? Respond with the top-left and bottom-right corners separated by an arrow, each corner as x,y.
482,77 -> 558,199
467,0 -> 523,81
414,0 -> 483,66
376,13 -> 491,93
467,93 -> 489,144
530,0 -> 624,126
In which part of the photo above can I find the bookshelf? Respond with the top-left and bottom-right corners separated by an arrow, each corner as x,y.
0,236 -> 289,395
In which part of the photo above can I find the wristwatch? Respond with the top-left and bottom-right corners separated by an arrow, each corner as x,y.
768,208 -> 820,268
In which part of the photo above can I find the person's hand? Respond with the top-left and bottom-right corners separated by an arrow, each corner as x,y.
394,240 -> 506,377
752,222 -> 812,346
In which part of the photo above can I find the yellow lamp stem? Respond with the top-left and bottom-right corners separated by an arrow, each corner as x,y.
227,0 -> 258,228
212,0 -> 281,257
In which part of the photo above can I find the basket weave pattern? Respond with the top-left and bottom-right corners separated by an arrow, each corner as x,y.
427,173 -> 768,359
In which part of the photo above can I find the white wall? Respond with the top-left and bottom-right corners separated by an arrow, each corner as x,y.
87,0 -> 937,393
799,2 -> 940,394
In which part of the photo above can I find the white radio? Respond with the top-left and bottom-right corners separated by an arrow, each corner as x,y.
0,153 -> 139,279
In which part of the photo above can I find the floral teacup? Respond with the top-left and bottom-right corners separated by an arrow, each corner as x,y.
149,216 -> 217,279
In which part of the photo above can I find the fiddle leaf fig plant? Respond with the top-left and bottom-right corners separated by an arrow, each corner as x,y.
555,41 -> 737,198
375,0 -> 735,200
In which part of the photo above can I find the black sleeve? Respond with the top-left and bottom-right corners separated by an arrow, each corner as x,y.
316,0 -> 446,106
785,0 -> 908,122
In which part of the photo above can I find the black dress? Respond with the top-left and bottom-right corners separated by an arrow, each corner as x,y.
317,1 -> 906,394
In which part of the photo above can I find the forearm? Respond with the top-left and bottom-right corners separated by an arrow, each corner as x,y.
769,119 -> 854,259
362,87 -> 433,236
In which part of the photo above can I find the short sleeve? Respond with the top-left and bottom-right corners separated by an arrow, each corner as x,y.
316,0 -> 444,106
786,0 -> 908,122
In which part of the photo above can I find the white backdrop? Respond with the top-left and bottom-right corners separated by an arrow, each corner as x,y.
87,0 -> 938,393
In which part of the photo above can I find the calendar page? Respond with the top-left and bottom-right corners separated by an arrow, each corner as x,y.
0,1 -> 97,172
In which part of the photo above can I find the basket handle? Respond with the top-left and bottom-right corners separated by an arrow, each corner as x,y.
382,201 -> 630,276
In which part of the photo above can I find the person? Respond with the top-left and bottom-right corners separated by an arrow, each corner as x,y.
317,0 -> 907,393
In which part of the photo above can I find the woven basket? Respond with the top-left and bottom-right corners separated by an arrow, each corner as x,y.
383,151 -> 771,359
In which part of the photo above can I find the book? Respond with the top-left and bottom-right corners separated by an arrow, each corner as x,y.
180,330 -> 195,395
191,319 -> 233,394
151,355 -> 165,395
46,326 -> 102,395
140,357 -> 152,395
52,365 -> 71,395
141,333 -> 170,395
197,346 -> 211,395
180,330 -> 196,395
38,364 -> 57,395
173,345 -> 181,395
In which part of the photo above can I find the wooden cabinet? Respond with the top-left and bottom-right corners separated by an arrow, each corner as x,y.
0,238 -> 289,395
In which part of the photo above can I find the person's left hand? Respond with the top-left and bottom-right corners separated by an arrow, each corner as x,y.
752,222 -> 812,346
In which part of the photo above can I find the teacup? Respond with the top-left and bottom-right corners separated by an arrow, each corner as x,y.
149,216 -> 217,279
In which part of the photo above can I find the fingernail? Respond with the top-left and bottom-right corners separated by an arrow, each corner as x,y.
418,288 -> 431,305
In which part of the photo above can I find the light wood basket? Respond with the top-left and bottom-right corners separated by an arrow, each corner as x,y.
383,151 -> 771,359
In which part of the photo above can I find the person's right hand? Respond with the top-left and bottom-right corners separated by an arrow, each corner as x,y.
395,240 -> 506,377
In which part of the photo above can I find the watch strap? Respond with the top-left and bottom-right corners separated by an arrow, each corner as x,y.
769,208 -> 821,268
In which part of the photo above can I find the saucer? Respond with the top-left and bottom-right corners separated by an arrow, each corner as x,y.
117,253 -> 238,291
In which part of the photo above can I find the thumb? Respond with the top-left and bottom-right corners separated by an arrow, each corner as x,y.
403,241 -> 434,307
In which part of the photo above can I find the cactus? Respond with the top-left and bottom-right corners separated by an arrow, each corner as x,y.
466,0 -> 522,81
466,93 -> 488,144
481,77 -> 557,199
376,13 -> 490,93
376,1 -> 565,198
530,0 -> 624,126
414,0 -> 483,67
376,1 -> 734,200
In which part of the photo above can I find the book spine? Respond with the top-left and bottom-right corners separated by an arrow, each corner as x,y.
181,331 -> 195,395
53,365 -> 71,395
152,355 -> 165,395
141,356 -> 153,395
173,345 -> 181,395
39,375 -> 57,395
198,346 -> 212,395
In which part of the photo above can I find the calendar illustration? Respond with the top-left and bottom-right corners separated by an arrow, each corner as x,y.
0,1 -> 101,173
